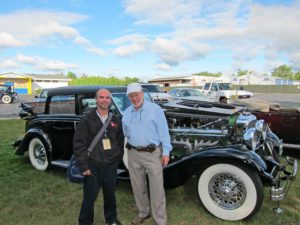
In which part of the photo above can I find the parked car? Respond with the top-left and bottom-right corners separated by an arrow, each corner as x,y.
140,83 -> 173,105
34,88 -> 50,102
12,86 -> 297,221
0,84 -> 18,104
202,82 -> 253,103
169,88 -> 210,102
233,98 -> 300,147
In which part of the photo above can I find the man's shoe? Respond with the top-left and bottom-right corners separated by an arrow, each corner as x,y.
106,220 -> 122,225
131,215 -> 151,225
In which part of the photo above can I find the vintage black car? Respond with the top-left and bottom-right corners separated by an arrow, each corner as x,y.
13,86 -> 297,221
0,84 -> 18,104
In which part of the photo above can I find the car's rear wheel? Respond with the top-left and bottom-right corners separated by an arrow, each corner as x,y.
197,163 -> 263,221
1,94 -> 12,104
28,137 -> 49,171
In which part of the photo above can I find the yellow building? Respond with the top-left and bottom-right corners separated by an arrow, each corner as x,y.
0,72 -> 32,94
0,72 -> 71,94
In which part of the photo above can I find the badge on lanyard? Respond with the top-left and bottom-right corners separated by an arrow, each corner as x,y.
102,130 -> 111,150
103,138 -> 111,150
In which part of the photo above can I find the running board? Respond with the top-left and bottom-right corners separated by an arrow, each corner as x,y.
51,160 -> 70,168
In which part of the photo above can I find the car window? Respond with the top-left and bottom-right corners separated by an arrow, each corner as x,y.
189,89 -> 203,96
211,83 -> 218,91
169,89 -> 176,96
204,83 -> 211,90
81,98 -> 96,114
175,90 -> 181,97
218,83 -> 231,90
141,85 -> 163,93
181,90 -> 191,97
49,95 -> 75,115
112,92 -> 152,113
40,90 -> 48,98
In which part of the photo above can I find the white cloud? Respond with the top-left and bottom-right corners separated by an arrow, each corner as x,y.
0,10 -> 86,43
0,54 -> 77,71
0,32 -> 25,48
35,59 -> 77,71
289,52 -> 300,71
123,0 -> 201,26
74,36 -> 106,56
86,47 -> 106,57
0,59 -> 19,69
121,0 -> 300,72
0,9 -> 104,57
154,63 -> 172,71
15,54 -> 37,65
114,44 -> 146,57
109,34 -> 150,57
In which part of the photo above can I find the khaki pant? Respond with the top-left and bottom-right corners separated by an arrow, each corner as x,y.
128,148 -> 167,225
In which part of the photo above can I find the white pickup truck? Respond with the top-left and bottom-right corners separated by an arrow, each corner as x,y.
202,82 -> 253,103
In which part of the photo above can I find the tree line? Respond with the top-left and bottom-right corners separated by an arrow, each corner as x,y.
66,64 -> 300,85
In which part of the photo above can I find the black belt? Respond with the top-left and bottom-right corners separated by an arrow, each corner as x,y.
126,143 -> 157,153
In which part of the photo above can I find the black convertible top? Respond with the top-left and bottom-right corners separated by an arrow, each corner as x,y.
47,85 -> 127,96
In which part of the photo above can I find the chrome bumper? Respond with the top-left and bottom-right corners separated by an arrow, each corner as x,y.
270,156 -> 298,201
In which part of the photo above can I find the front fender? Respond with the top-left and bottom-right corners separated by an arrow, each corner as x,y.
163,146 -> 268,188
15,128 -> 52,160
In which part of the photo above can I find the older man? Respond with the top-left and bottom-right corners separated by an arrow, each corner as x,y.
122,83 -> 172,225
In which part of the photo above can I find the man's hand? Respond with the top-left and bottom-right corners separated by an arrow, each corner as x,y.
162,156 -> 170,166
82,170 -> 92,176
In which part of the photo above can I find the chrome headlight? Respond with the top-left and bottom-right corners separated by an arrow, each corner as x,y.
255,120 -> 267,140
243,128 -> 260,150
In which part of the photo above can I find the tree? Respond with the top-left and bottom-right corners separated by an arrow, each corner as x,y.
193,71 -> 222,77
294,71 -> 300,80
271,64 -> 294,79
67,71 -> 77,79
237,69 -> 248,76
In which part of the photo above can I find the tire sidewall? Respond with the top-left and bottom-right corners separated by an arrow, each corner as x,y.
28,137 -> 49,171
198,163 -> 261,221
2,95 -> 12,104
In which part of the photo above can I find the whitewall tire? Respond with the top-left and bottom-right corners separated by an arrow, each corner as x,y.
28,137 -> 49,171
2,95 -> 12,104
198,163 -> 263,221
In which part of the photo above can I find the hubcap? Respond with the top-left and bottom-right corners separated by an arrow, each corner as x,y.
208,173 -> 246,210
33,143 -> 47,165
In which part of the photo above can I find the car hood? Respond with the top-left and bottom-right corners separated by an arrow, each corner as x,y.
179,96 -> 211,102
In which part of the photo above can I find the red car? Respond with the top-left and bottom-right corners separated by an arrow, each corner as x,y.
233,98 -> 300,146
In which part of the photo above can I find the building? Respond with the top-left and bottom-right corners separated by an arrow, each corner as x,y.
0,72 -> 71,94
231,73 -> 295,85
148,75 -> 216,87
148,73 -> 297,87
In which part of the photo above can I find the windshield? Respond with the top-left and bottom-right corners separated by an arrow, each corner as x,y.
112,92 -> 152,112
218,83 -> 231,90
141,85 -> 163,93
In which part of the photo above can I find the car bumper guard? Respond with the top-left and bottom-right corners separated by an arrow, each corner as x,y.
270,156 -> 298,201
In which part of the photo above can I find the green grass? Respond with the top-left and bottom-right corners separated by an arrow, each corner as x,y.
0,119 -> 299,225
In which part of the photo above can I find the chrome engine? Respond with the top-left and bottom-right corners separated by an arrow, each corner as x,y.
167,111 -> 282,156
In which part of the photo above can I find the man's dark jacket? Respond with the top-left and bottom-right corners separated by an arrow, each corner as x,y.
73,108 -> 124,172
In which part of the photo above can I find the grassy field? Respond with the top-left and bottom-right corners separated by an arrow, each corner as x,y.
0,119 -> 299,225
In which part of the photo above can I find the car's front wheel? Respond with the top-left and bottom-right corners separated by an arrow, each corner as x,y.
1,94 -> 12,104
198,163 -> 263,221
28,137 -> 49,171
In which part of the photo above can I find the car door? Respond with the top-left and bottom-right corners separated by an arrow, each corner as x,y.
44,94 -> 80,160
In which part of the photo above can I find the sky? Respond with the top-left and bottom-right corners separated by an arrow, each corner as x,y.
1,0 -> 300,81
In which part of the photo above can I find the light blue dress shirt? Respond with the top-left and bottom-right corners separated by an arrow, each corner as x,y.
122,101 -> 172,156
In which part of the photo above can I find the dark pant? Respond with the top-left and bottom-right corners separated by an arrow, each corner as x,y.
78,161 -> 119,225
